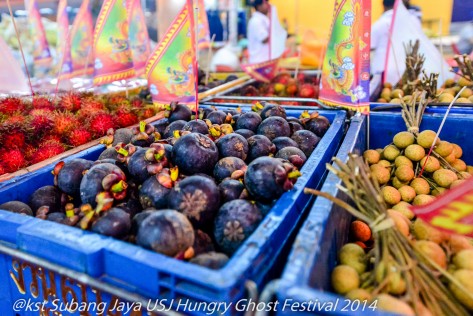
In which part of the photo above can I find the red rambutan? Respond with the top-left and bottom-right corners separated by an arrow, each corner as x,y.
0,149 -> 26,173
114,109 -> 138,128
52,112 -> 79,136
24,144 -> 36,161
32,96 -> 55,111
30,141 -> 66,164
30,114 -> 53,134
67,128 -> 92,146
1,130 -> 26,149
0,97 -> 25,115
58,93 -> 82,112
2,114 -> 27,128
41,134 -> 63,144
131,97 -> 144,108
88,113 -> 116,137
0,164 -> 5,176
139,108 -> 156,120
29,108 -> 53,116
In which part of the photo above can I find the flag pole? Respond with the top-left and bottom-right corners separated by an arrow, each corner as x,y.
193,0 -> 200,118
7,0 -> 34,96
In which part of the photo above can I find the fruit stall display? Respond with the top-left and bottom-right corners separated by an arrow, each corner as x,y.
202,71 -> 321,106
274,100 -> 473,316
0,92 -> 158,178
0,104 -> 347,312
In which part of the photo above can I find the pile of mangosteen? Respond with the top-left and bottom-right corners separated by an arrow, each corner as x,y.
0,101 -> 331,269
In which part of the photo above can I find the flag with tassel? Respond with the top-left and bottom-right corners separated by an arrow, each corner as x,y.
146,0 -> 198,110
128,0 -> 151,76
93,0 -> 135,85
70,0 -> 94,77
25,0 -> 51,65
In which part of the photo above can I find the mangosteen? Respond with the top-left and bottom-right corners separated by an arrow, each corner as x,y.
244,157 -> 300,202
183,120 -> 209,134
224,109 -> 239,116
91,208 -> 131,239
247,135 -> 276,161
207,110 -> 229,125
225,74 -> 238,83
291,130 -> 321,157
304,116 -> 331,137
216,133 -> 249,160
286,117 -> 301,123
272,137 -> 299,152
168,102 -> 192,122
55,159 -> 94,197
80,163 -> 127,208
98,147 -> 119,160
46,212 -> 66,223
218,179 -> 246,203
127,147 -> 154,183
289,121 -> 304,135
0,201 -> 33,216
172,133 -> 219,175
94,159 -> 129,176
164,144 -> 173,162
136,210 -> 195,257
235,112 -> 262,132
152,119 -> 169,136
163,120 -> 187,138
193,230 -> 215,255
190,252 -> 229,269
29,185 -> 63,214
139,176 -> 171,210
115,199 -> 143,218
199,108 -> 215,119
275,146 -> 307,168
131,209 -> 157,235
234,129 -> 255,139
260,104 -> 286,120
168,175 -> 220,230
214,157 -> 247,183
257,117 -> 291,140
112,128 -> 133,146
231,114 -> 241,126
214,199 -> 262,255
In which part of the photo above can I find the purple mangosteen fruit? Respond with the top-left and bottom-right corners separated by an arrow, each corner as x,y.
193,230 -> 215,255
167,175 -> 220,229
139,175 -> 171,210
272,137 -> 299,152
163,120 -> 187,138
0,201 -> 33,216
247,135 -> 276,161
213,157 -> 247,183
207,110 -> 230,125
111,128 -> 133,146
257,116 -> 291,140
167,102 -> 192,122
29,185 -> 63,214
218,179 -> 247,203
136,210 -> 195,257
289,121 -> 304,135
54,159 -> 94,197
115,199 -> 143,218
260,103 -> 286,120
275,146 -> 307,168
98,147 -> 119,160
183,120 -> 209,134
190,252 -> 229,269
234,129 -> 254,139
172,133 -> 219,175
216,133 -> 249,160
214,199 -> 262,255
91,208 -> 131,239
291,130 -> 321,157
235,112 -> 262,132
304,116 -> 331,137
152,119 -> 169,137
131,209 -> 157,234
244,157 -> 301,202
127,147 -> 153,183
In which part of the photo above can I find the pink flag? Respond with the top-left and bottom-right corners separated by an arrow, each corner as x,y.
56,0 -> 73,79
269,4 -> 287,60
25,0 -> 51,65
93,0 -> 135,86
127,0 -> 151,77
70,0 -> 94,77
196,0 -> 211,50
0,37 -> 29,93
241,58 -> 280,83
146,0 -> 198,110
384,0 -> 453,87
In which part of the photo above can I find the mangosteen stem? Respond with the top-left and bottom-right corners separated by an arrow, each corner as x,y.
111,180 -> 126,193
288,170 -> 302,180
116,147 -> 129,157
139,121 -> 146,133
170,167 -> 179,181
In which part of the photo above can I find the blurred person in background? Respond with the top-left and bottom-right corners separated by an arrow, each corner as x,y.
403,0 -> 422,21
457,18 -> 473,55
247,0 -> 270,63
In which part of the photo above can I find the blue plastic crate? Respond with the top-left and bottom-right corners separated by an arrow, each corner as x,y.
276,112 -> 473,316
0,107 -> 347,315
370,102 -> 473,114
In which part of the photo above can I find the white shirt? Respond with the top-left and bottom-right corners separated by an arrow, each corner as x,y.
371,10 -> 393,74
247,11 -> 270,64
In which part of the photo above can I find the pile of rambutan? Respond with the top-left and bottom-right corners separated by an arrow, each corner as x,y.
0,92 -> 153,176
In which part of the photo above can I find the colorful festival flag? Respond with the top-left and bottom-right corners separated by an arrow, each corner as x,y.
93,0 -> 135,85
146,0 -> 198,110
196,0 -> 211,50
241,58 -> 279,83
411,176 -> 473,237
25,0 -> 51,65
56,0 -> 72,79
0,37 -> 30,93
384,0 -> 454,88
127,0 -> 151,76
319,0 -> 371,113
70,0 -> 94,77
